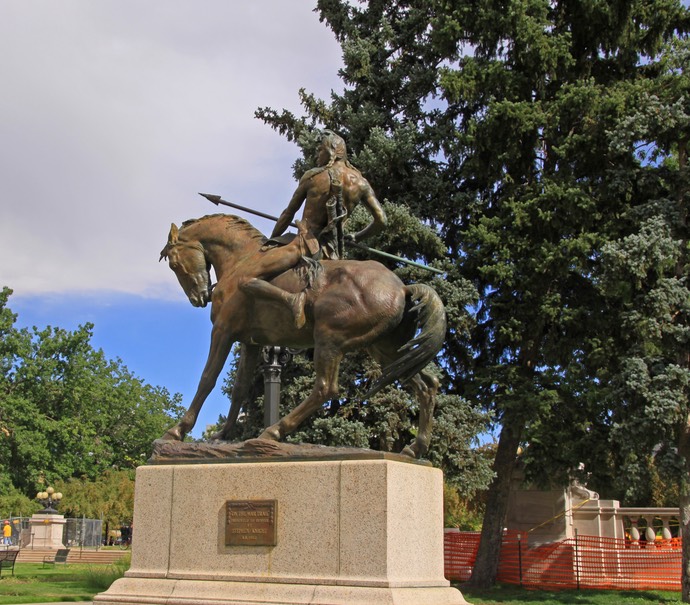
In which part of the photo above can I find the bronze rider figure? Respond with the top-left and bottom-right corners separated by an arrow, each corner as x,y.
240,131 -> 387,328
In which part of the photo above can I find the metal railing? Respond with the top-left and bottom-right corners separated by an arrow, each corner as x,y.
1,516 -> 102,549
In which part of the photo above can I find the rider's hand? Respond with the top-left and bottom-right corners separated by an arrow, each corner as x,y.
295,220 -> 309,236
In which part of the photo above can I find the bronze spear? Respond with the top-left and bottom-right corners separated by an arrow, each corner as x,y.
199,193 -> 444,275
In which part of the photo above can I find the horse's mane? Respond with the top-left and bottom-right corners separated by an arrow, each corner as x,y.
180,213 -> 266,244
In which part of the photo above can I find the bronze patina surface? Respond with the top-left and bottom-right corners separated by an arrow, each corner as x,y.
225,500 -> 277,547
269,130 -> 387,259
149,438 -> 433,466
159,213 -> 446,459
233,131 -> 388,330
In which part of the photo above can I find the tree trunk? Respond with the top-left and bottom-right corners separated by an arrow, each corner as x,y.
467,410 -> 523,587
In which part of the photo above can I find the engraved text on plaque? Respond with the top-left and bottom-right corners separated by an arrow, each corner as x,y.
225,500 -> 277,547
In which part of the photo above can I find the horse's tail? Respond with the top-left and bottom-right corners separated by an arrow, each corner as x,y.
364,283 -> 447,398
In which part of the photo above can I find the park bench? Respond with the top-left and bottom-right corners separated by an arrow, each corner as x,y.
0,549 -> 19,577
43,548 -> 70,568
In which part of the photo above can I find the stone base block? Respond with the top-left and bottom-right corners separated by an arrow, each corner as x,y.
95,453 -> 468,605
27,513 -> 66,550
98,576 -> 466,605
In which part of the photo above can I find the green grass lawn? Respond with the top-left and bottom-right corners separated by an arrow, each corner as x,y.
0,560 -> 129,604
460,584 -> 683,604
0,565 -> 684,605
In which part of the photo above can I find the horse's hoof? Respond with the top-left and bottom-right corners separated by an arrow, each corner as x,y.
161,426 -> 183,441
258,427 -> 281,441
210,431 -> 227,441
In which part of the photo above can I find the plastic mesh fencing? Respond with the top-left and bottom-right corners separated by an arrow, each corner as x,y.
444,530 -> 682,591
444,531 -> 481,582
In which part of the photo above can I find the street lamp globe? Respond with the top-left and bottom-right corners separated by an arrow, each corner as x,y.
36,486 -> 63,514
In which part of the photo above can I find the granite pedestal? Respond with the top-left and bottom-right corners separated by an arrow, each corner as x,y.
27,513 -> 66,549
95,442 -> 468,605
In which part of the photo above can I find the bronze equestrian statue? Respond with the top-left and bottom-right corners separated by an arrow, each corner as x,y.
159,214 -> 446,459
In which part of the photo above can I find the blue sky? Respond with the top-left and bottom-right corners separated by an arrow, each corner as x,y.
1,1 -> 343,438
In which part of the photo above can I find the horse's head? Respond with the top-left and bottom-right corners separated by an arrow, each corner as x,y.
160,223 -> 213,308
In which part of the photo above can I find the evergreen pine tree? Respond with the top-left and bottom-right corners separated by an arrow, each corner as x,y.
249,0 -> 689,590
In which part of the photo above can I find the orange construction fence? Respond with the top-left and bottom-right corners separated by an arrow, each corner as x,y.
444,530 -> 682,591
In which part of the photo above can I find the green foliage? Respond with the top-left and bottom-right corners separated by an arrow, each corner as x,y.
0,287 -> 184,503
253,0 -> 690,588
53,470 -> 135,529
0,478 -> 39,517
444,481 -> 485,530
427,395 -> 495,496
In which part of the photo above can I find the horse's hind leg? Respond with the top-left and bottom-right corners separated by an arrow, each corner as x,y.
401,369 -> 440,459
259,346 -> 343,441
369,340 -> 439,459
211,343 -> 261,441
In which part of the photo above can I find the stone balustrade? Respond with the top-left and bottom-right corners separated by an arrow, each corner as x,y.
507,480 -> 681,548
617,507 -> 679,547
570,503 -> 679,547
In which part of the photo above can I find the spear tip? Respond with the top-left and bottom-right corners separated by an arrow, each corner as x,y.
199,192 -> 221,204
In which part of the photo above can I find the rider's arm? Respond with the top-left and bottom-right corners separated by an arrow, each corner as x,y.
350,181 -> 387,242
271,181 -> 307,238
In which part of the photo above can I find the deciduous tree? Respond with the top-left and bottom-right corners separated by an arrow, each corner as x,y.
55,470 -> 135,535
0,287 -> 184,500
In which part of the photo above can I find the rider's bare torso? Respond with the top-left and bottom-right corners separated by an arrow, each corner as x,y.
242,132 -> 387,328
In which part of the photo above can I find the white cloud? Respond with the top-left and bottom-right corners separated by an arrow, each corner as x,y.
0,0 -> 342,297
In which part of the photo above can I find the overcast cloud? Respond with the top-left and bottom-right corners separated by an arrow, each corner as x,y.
0,1 -> 343,298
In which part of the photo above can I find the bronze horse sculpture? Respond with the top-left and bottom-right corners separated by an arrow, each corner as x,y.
159,214 -> 446,458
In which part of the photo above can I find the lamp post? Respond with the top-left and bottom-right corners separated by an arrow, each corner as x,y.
29,485 -> 67,550
36,486 -> 63,514
261,347 -> 290,427
261,346 -> 294,428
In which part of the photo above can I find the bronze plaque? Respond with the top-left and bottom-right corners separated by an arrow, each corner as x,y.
225,500 -> 277,547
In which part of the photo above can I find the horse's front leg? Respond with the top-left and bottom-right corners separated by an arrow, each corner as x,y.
161,321 -> 235,441
211,343 -> 261,441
